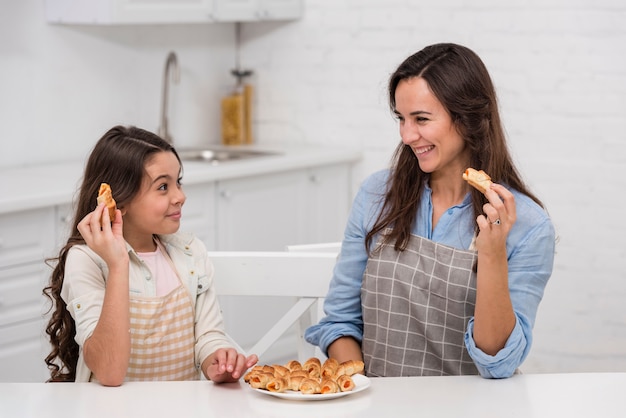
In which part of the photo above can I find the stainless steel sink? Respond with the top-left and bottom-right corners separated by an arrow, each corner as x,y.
176,147 -> 280,164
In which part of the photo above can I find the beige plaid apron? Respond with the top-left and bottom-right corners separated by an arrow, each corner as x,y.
125,244 -> 198,381
361,233 -> 479,377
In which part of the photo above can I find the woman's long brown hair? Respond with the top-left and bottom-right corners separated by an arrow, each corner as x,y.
365,43 -> 543,253
42,126 -> 180,381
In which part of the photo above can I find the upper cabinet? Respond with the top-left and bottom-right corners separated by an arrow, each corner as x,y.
214,0 -> 302,21
44,0 -> 303,24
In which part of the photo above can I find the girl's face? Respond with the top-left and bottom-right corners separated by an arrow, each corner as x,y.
394,77 -> 470,176
122,151 -> 185,249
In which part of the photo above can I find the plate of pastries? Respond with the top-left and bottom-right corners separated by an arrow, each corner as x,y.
244,357 -> 369,400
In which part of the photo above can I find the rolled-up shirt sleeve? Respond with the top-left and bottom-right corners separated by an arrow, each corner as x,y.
61,246 -> 108,348
465,212 -> 556,378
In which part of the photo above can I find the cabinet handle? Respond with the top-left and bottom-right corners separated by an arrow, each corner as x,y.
309,175 -> 319,184
220,190 -> 233,199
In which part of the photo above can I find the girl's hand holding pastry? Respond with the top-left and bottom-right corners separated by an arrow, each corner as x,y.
77,202 -> 127,268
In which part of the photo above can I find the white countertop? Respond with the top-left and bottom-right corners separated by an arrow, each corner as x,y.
1,373 -> 623,418
0,144 -> 362,214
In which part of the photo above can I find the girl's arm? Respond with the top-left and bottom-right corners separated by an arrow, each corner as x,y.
78,205 -> 131,386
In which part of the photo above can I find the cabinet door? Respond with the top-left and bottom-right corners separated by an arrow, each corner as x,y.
45,0 -> 215,24
259,0 -> 302,20
216,170 -> 307,251
180,183 -> 217,251
0,208 -> 56,268
213,0 -> 302,21
0,264 -> 49,328
0,319 -> 50,382
305,164 -> 351,244
213,0 -> 257,21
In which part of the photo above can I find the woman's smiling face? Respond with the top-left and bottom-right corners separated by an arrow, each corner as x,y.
394,77 -> 470,176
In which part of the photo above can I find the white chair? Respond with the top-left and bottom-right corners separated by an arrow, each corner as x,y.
286,242 -> 341,253
208,251 -> 337,363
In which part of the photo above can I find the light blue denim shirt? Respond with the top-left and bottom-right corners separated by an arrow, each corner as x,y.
305,169 -> 555,378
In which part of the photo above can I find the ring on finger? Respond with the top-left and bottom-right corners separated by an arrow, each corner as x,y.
491,218 -> 501,225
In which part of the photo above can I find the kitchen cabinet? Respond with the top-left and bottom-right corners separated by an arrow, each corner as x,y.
214,0 -> 303,22
215,163 -> 349,251
215,170 -> 307,251
0,208 -> 57,382
180,183 -> 217,251
44,0 -> 303,24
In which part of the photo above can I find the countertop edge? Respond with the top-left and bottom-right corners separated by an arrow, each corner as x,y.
0,146 -> 363,214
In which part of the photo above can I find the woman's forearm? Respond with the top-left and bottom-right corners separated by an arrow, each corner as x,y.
327,336 -> 363,364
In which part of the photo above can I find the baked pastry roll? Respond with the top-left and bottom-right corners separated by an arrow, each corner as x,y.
266,376 -> 288,393
336,374 -> 355,392
320,378 -> 339,394
248,371 -> 273,389
303,357 -> 321,378
299,378 -> 321,394
335,360 -> 365,378
288,370 -> 309,379
272,364 -> 290,378
321,358 -> 339,379
288,375 -> 305,391
462,168 -> 493,194
285,360 -> 302,371
96,183 -> 116,222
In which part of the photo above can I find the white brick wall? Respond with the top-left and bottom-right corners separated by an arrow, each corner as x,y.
241,0 -> 626,373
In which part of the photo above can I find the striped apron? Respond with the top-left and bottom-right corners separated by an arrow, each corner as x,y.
361,233 -> 479,377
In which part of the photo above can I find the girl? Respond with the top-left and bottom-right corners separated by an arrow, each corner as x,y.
305,43 -> 556,378
44,126 -> 257,385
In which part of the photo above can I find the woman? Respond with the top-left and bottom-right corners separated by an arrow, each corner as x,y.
305,43 -> 555,378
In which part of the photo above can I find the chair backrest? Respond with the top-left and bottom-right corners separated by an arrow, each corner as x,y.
285,242 -> 341,253
208,251 -> 337,362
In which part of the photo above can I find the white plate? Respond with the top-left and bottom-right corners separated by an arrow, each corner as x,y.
250,374 -> 370,401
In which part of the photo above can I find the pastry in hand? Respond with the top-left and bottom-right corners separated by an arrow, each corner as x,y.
462,168 -> 493,194
96,183 -> 117,222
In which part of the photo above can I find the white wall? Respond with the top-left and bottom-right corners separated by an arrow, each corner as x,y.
2,0 -> 625,373
240,0 -> 626,373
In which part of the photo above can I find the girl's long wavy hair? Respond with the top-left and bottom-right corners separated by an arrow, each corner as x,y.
42,125 -> 180,382
365,43 -> 544,253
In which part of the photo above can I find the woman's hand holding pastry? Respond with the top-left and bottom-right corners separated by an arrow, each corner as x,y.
204,348 -> 258,383
475,183 -> 516,253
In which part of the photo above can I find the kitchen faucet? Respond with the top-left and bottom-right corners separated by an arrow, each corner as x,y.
158,51 -> 179,144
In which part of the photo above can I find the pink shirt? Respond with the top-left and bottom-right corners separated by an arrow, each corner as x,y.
136,246 -> 180,296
